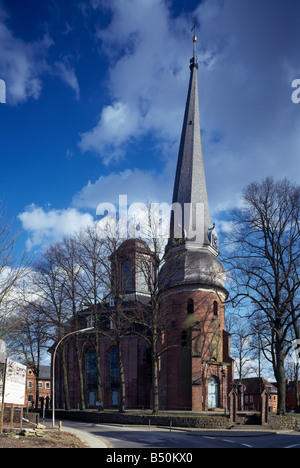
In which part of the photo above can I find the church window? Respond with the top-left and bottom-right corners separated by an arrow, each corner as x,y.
110,348 -> 120,388
187,299 -> 194,315
181,331 -> 188,347
122,261 -> 134,293
87,349 -> 97,390
213,301 -> 218,317
137,263 -> 149,293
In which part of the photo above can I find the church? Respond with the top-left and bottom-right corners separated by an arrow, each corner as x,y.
52,33 -> 233,412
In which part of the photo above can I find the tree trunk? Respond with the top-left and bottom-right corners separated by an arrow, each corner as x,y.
294,363 -> 300,413
75,340 -> 85,410
151,326 -> 159,415
61,346 -> 71,410
275,339 -> 286,415
117,343 -> 126,413
95,337 -> 103,410
152,352 -> 159,415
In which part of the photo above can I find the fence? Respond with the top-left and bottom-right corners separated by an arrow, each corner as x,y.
0,405 -> 39,433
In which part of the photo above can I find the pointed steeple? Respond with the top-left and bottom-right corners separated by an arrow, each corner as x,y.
160,31 -> 226,294
169,30 -> 215,252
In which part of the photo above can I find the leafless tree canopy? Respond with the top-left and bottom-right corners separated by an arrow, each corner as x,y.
222,177 -> 300,414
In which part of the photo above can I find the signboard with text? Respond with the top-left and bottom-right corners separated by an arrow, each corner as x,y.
3,359 -> 27,406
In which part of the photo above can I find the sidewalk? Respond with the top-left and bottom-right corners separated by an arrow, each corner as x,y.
58,424 -> 109,449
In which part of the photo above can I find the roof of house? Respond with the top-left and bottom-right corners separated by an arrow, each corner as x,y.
234,377 -> 278,395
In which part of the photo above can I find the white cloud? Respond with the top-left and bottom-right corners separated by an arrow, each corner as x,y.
0,8 -> 81,104
79,0 -> 300,216
79,102 -> 139,163
52,58 -> 80,100
18,204 -> 94,251
72,167 -> 173,209
0,22 -> 53,104
78,0 -> 190,161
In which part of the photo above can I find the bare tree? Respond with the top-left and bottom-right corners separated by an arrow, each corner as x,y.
223,177 -> 300,414
75,225 -> 108,410
230,318 -> 255,382
0,203 -> 27,343
33,244 -> 72,410
7,302 -> 49,409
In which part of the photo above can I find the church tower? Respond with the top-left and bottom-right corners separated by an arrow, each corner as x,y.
159,31 -> 233,411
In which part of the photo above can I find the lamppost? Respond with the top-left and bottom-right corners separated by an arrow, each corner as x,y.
52,327 -> 94,428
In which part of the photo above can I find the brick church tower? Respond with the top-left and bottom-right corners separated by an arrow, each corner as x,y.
159,32 -> 233,411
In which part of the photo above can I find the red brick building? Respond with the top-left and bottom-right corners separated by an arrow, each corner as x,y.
51,35 -> 233,412
234,377 -> 278,413
285,381 -> 300,412
27,366 -> 51,409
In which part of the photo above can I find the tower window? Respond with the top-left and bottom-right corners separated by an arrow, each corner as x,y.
187,299 -> 194,315
213,301 -> 218,317
181,331 -> 188,347
121,261 -> 134,293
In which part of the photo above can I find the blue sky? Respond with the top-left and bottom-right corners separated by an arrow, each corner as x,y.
0,0 -> 300,254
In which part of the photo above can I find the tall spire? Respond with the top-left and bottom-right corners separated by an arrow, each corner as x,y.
169,28 -> 216,253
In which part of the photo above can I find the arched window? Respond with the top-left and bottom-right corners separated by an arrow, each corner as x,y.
187,299 -> 194,315
110,348 -> 120,388
122,261 -> 134,293
213,301 -> 218,317
86,349 -> 97,390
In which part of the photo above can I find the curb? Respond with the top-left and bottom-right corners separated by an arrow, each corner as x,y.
60,425 -> 110,449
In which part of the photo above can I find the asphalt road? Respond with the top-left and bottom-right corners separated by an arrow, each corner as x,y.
59,420 -> 300,449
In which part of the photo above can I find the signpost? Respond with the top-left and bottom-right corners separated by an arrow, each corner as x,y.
0,358 -> 27,433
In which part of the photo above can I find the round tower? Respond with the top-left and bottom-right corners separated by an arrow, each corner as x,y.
159,32 -> 233,411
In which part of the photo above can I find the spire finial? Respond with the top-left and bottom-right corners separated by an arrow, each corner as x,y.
190,21 -> 198,70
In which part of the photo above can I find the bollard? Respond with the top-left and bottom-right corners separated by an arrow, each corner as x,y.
59,421 -> 62,432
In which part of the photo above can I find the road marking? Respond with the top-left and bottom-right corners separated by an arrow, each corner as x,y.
204,436 -> 216,440
242,444 -> 253,448
284,443 -> 300,449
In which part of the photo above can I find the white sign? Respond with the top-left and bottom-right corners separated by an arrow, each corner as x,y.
3,359 -> 27,406
0,363 -> 4,404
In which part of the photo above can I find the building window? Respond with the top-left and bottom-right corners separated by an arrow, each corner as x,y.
87,349 -> 97,390
187,299 -> 194,315
38,382 -> 43,390
213,301 -> 218,317
45,382 -> 50,390
122,261 -> 134,292
181,331 -> 188,347
110,348 -> 120,388
28,381 -> 33,389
